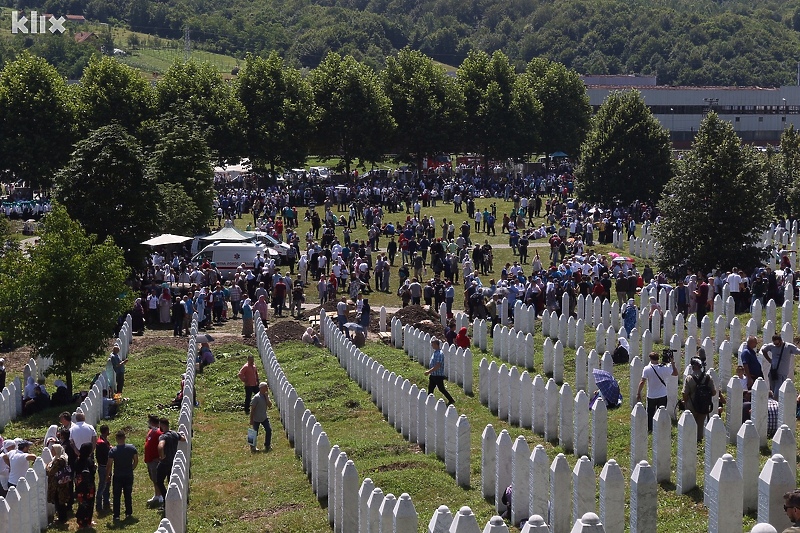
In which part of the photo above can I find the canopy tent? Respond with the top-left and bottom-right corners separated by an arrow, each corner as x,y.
549,151 -> 569,158
201,222 -> 253,242
141,233 -> 193,246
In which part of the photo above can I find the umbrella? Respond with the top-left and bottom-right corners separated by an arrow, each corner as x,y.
141,233 -> 193,246
549,151 -> 568,158
593,369 -> 622,408
612,256 -> 635,263
196,333 -> 215,343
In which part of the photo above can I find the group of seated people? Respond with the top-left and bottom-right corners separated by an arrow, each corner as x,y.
22,377 -> 71,416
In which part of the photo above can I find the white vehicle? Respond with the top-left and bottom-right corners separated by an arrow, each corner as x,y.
191,242 -> 277,279
248,231 -> 292,263
309,166 -> 330,179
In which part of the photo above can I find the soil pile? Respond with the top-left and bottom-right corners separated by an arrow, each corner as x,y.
411,320 -> 445,337
392,305 -> 439,326
267,320 -> 310,346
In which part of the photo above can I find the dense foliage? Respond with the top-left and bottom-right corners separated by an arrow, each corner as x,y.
577,90 -> 673,205
655,112 -> 773,274
5,0 -> 800,85
0,204 -> 130,394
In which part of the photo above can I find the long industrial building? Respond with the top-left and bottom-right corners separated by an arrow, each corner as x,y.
583,75 -> 800,148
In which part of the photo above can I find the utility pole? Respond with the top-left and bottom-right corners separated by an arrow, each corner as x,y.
184,27 -> 191,62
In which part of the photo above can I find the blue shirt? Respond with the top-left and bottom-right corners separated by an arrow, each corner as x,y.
429,349 -> 445,377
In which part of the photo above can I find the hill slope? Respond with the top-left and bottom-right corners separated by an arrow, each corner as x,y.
4,0 -> 800,84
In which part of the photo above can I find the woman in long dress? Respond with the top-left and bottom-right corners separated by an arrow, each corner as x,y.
158,288 -> 172,323
241,298 -> 254,338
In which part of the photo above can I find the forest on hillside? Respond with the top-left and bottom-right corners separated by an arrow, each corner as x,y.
4,0 -> 800,85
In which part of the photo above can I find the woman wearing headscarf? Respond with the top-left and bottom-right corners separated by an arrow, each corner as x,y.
74,442 -> 96,528
195,288 -> 207,329
246,270 -> 257,299
241,298 -> 254,338
24,376 -> 36,401
131,298 -> 145,335
253,294 -> 269,328
612,336 -> 630,364
158,288 -> 172,324
622,298 -> 637,337
46,443 -> 73,524
455,327 -> 470,349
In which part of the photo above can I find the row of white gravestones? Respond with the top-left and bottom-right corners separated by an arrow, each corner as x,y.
0,377 -> 21,431
160,315 -> 200,533
393,320 -> 474,395
481,425 -> 653,533
491,325 -> 535,370
261,311 -> 422,533
427,505 -> 607,533
478,363 -> 608,467
321,311 -> 472,488
0,445 -> 53,533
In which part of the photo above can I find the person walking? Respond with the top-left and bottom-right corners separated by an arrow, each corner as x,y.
249,382 -> 273,452
238,355 -> 260,414
425,338 -> 455,405
636,351 -> 677,432
682,357 -> 717,442
94,425 -> 111,513
106,430 -> 138,522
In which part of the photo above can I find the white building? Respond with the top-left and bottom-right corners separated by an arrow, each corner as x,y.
584,79 -> 800,149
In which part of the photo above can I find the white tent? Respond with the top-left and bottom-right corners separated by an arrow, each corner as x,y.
201,222 -> 253,242
141,234 -> 193,246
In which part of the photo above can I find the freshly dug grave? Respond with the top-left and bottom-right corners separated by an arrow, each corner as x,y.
267,320 -> 310,346
392,304 -> 439,326
411,319 -> 445,338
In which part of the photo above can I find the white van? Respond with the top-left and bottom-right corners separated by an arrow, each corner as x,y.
191,242 -> 276,279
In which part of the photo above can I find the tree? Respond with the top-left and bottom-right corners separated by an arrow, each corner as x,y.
781,125 -> 800,217
655,112 -> 772,274
0,204 -> 130,394
155,60 -> 245,164
77,55 -> 154,135
525,58 -> 591,164
236,52 -> 316,177
381,48 -> 465,171
457,50 -> 541,174
576,89 -> 673,205
55,124 -> 159,267
0,53 -> 75,189
148,119 -> 215,234
308,52 -> 395,175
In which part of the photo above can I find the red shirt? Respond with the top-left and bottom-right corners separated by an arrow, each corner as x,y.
144,427 -> 163,463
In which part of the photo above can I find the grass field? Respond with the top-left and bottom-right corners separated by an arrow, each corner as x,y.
4,196 -> 800,532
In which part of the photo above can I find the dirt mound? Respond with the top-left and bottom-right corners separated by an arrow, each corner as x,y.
411,319 -> 445,338
368,310 -> 394,333
267,320 -> 310,346
392,305 -> 439,326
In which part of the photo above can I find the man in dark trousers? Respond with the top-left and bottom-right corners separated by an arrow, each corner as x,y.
155,418 -> 186,509
106,430 -> 139,521
249,382 -> 273,452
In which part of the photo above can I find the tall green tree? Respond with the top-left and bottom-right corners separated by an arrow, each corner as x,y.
525,58 -> 591,163
148,119 -> 215,234
308,52 -> 395,175
576,89 -> 672,205
381,48 -> 465,171
55,124 -> 159,267
655,112 -> 772,274
236,52 -> 316,177
0,53 -> 75,189
457,50 -> 541,174
0,204 -> 130,394
77,55 -> 154,135
781,125 -> 800,217
155,60 -> 244,164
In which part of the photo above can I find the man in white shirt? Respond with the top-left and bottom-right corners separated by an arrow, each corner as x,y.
636,351 -> 678,432
726,267 -> 742,313
70,411 -> 98,454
